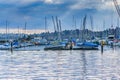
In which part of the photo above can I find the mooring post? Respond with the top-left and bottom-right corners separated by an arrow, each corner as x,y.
101,40 -> 104,53
110,42 -> 114,49
10,41 -> 13,53
101,44 -> 103,53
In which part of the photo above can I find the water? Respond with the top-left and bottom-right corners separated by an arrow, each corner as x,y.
0,47 -> 120,80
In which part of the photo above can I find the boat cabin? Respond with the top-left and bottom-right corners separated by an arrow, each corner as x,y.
108,35 -> 114,41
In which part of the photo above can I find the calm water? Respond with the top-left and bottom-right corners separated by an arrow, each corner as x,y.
0,47 -> 120,80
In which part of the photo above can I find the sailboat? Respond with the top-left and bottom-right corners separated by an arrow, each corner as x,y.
44,16 -> 71,50
0,21 -> 21,50
73,15 -> 99,50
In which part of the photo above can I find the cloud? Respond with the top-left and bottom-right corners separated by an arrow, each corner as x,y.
99,0 -> 114,11
43,0 -> 62,4
69,0 -> 100,10
0,0 -> 119,32
68,0 -> 119,12
0,0 -> 64,5
0,0 -> 39,5
44,0 -> 53,3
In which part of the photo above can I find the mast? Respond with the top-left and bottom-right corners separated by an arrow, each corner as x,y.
116,18 -> 119,38
73,16 -> 77,39
56,16 -> 60,41
90,15 -> 94,40
52,16 -> 56,32
59,20 -> 62,41
82,15 -> 87,42
44,16 -> 48,39
24,22 -> 27,38
113,0 -> 120,17
25,22 -> 27,34
79,19 -> 83,41
113,0 -> 120,38
45,17 -> 47,33
117,17 -> 119,27
55,16 -> 62,42
103,20 -> 105,38
5,20 -> 8,41
18,26 -> 19,34
6,20 -> 8,36
90,16 -> 93,31
59,20 -> 62,33
56,16 -> 59,33
18,26 -> 20,39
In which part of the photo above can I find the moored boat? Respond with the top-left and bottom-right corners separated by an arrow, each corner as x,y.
73,42 -> 99,50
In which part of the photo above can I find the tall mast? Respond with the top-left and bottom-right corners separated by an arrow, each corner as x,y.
90,15 -> 94,40
59,20 -> 62,41
73,16 -> 76,29
24,22 -> 27,39
25,22 -> 27,34
5,20 -> 8,41
18,26 -> 19,34
52,16 -> 56,32
56,16 -> 62,41
82,15 -> 87,42
6,20 -> 8,35
79,19 -> 83,40
113,0 -> 120,17
56,16 -> 59,33
117,17 -> 119,27
73,16 -> 77,38
113,0 -> 120,38
56,16 -> 60,40
90,16 -> 93,31
103,20 -> 105,38
45,17 -> 47,33
59,20 -> 62,33
117,18 -> 119,38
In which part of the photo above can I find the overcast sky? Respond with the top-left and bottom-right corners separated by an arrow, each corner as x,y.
0,0 -> 119,33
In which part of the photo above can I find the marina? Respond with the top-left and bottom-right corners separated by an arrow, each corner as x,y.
0,0 -> 120,79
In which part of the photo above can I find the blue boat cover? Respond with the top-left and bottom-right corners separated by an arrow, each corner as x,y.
77,42 -> 98,47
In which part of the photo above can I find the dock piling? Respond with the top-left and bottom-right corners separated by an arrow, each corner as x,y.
101,40 -> 104,53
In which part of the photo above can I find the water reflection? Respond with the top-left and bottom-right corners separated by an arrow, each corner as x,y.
81,51 -> 87,80
0,48 -> 120,80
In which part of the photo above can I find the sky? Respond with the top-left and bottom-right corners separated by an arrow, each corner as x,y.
0,0 -> 120,33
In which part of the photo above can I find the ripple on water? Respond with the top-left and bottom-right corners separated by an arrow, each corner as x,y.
0,48 -> 120,80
